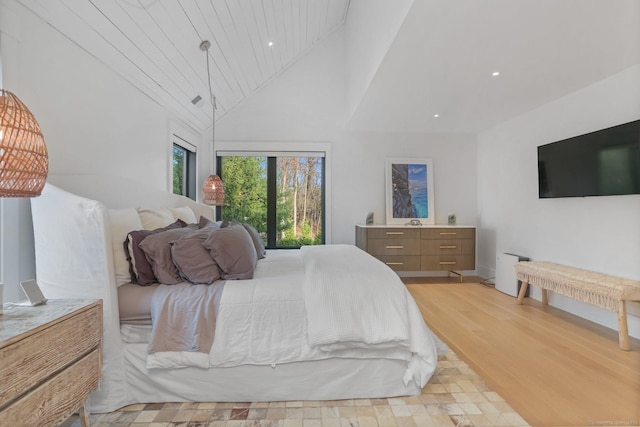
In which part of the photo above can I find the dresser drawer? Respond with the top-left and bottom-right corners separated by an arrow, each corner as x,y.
367,238 -> 421,256
421,239 -> 474,255
0,348 -> 101,427
367,228 -> 421,240
421,228 -> 475,240
0,303 -> 101,407
421,255 -> 475,271
374,255 -> 421,271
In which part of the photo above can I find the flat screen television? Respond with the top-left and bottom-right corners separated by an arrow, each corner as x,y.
538,119 -> 640,198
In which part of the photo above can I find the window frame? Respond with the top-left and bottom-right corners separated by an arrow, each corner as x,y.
172,138 -> 197,200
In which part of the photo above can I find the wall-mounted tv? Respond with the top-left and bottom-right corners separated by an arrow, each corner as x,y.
538,119 -> 640,198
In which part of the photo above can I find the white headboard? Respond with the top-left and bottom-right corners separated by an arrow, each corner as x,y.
47,173 -> 214,220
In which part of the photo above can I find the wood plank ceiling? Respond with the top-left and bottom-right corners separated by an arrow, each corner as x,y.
18,0 -> 350,132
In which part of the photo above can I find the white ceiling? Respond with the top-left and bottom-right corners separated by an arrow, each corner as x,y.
348,0 -> 640,133
17,0 -> 350,132
16,0 -> 640,135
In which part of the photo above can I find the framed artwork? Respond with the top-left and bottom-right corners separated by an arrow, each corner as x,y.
385,158 -> 435,225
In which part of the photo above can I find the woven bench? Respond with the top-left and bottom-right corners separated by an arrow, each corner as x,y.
514,261 -> 640,350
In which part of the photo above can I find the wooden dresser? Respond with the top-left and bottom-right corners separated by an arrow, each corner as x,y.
0,299 -> 102,427
356,225 -> 476,281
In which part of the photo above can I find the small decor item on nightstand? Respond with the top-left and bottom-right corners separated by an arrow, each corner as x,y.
448,214 -> 457,225
20,279 -> 47,306
406,219 -> 422,226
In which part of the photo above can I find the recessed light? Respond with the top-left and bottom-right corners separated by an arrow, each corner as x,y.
268,41 -> 274,47
492,71 -> 500,77
433,114 -> 440,118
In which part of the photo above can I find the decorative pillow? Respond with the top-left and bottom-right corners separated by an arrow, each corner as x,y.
198,216 -> 221,229
169,206 -> 197,224
108,208 -> 144,286
137,207 -> 175,230
203,222 -> 258,280
241,223 -> 266,260
138,224 -> 199,285
171,223 -> 222,284
124,220 -> 186,285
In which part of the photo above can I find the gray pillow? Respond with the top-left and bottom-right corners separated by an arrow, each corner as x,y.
171,223 -> 222,284
241,223 -> 266,260
124,219 -> 186,286
138,224 -> 198,284
203,222 -> 258,280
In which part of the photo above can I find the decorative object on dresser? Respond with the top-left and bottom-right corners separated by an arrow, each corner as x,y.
366,211 -> 374,225
0,299 -> 102,426
385,158 -> 435,225
515,261 -> 640,351
355,225 -> 476,281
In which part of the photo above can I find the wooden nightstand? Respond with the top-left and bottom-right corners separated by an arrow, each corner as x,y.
0,299 -> 102,427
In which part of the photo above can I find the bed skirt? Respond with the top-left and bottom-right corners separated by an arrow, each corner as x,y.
115,342 -> 421,409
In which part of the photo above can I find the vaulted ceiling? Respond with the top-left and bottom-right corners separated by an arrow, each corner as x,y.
17,0 -> 350,132
15,0 -> 640,135
347,0 -> 640,133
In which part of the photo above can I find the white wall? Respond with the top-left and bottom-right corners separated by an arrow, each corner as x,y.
477,64 -> 640,338
344,0 -> 413,121
1,2 -> 204,187
333,131 -> 477,243
0,0 -> 205,299
217,29 -> 479,248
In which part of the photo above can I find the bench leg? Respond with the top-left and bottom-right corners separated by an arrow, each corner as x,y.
541,289 -> 548,305
618,300 -> 630,351
517,281 -> 529,304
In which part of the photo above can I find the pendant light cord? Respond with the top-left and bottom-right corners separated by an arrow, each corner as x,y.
200,40 -> 217,169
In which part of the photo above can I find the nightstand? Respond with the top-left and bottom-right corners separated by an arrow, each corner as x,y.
0,299 -> 102,427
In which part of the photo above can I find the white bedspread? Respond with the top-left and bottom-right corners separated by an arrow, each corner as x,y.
301,245 -> 409,350
146,247 -> 446,388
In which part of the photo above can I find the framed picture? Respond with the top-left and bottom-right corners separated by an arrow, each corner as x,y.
385,158 -> 435,225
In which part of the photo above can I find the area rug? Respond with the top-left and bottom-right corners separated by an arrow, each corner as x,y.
69,352 -> 529,427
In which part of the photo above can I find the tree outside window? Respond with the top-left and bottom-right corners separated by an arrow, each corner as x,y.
220,155 -> 325,249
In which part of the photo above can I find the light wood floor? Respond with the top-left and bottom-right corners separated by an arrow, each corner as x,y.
405,277 -> 640,427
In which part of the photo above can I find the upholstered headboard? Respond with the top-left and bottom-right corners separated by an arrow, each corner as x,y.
46,173 -> 213,218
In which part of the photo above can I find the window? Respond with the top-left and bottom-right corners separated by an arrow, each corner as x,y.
217,152 -> 325,249
172,141 -> 196,200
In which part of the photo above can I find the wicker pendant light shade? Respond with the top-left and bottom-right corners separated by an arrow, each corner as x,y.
202,174 -> 225,206
0,90 -> 48,197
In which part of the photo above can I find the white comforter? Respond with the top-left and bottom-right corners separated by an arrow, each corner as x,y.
147,246 -> 446,388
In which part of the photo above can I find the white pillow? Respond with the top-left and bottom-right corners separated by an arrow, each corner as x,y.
137,207 -> 174,230
169,206 -> 197,224
108,208 -> 143,286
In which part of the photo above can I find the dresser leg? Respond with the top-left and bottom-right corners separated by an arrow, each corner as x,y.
79,401 -> 91,427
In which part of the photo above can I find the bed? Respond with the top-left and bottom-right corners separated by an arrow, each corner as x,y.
30,175 -> 447,414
